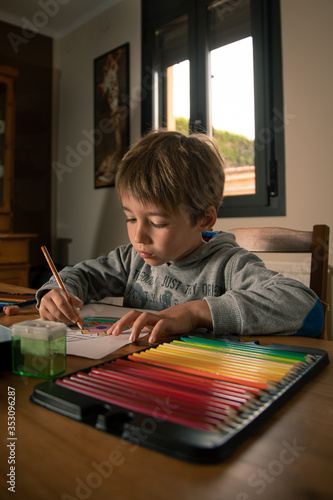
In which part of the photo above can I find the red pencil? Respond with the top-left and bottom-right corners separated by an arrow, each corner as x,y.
100,365 -> 253,408
72,372 -> 232,425
106,359 -> 255,401
89,368 -> 244,411
110,358 -> 262,395
57,378 -> 225,431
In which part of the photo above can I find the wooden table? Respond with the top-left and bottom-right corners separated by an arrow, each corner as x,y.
0,283 -> 332,500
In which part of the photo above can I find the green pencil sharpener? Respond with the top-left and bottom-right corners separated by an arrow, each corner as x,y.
11,320 -> 66,378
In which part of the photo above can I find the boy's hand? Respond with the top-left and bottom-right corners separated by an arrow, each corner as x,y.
108,300 -> 213,343
39,289 -> 83,325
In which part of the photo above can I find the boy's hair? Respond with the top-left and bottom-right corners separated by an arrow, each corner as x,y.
116,129 -> 226,225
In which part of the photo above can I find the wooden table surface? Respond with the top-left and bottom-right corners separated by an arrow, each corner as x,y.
0,284 -> 332,500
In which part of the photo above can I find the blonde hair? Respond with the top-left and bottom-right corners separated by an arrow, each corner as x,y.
116,129 -> 226,225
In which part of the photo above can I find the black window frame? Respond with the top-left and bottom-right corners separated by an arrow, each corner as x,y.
141,0 -> 285,218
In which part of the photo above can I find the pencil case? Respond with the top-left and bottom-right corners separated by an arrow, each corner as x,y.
30,337 -> 329,463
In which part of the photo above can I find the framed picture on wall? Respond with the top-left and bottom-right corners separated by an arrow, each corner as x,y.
94,43 -> 130,188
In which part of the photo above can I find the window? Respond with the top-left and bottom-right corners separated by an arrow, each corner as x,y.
141,0 -> 285,217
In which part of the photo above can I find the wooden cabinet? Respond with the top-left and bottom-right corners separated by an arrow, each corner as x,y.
0,66 -> 36,286
0,234 -> 36,286
0,66 -> 17,231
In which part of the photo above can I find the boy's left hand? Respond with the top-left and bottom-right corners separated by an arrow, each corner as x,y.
107,300 -> 213,343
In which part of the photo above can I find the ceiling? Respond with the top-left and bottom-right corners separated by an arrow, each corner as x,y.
0,0 -> 122,39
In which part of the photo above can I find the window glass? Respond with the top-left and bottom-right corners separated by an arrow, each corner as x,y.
154,15 -> 189,133
167,60 -> 190,133
210,37 -> 255,196
142,0 -> 285,217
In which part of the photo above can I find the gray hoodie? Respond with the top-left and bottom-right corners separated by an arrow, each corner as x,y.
36,231 -> 324,337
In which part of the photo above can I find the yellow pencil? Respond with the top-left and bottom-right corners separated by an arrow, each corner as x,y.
132,350 -> 282,383
157,344 -> 292,370
159,343 -> 294,371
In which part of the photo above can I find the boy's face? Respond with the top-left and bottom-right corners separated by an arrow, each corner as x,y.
121,194 -> 205,266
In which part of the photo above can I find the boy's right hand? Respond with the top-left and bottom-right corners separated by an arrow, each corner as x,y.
39,289 -> 83,325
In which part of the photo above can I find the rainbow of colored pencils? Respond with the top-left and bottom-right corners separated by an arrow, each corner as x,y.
56,337 -> 311,432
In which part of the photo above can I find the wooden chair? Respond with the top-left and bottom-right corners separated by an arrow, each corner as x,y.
229,225 -> 330,339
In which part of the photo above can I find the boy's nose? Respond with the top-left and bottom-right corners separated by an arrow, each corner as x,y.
134,223 -> 150,244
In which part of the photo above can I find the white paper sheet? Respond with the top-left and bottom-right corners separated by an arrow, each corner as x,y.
66,302 -> 149,359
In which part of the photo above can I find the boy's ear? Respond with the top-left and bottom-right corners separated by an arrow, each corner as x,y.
198,206 -> 217,230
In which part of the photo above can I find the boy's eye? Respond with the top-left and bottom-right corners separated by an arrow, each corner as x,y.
151,221 -> 167,228
125,217 -> 167,228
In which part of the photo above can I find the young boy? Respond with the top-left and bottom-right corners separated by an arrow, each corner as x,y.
37,130 -> 324,342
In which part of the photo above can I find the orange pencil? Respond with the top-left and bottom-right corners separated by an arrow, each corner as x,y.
132,349 -> 283,382
128,354 -> 273,390
41,245 -> 84,333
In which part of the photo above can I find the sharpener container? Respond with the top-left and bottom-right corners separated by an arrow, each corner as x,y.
11,320 -> 66,378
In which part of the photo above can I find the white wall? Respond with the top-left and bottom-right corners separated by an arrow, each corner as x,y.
53,0 -> 333,337
52,0 -> 140,263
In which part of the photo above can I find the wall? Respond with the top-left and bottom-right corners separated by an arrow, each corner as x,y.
53,0 -> 333,336
52,0 -> 140,264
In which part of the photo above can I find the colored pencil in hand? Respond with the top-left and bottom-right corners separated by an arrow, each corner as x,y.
41,245 -> 84,332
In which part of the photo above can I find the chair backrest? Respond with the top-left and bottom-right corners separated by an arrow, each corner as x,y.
229,225 -> 330,338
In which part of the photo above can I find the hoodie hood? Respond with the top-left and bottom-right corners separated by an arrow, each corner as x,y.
165,231 -> 240,269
